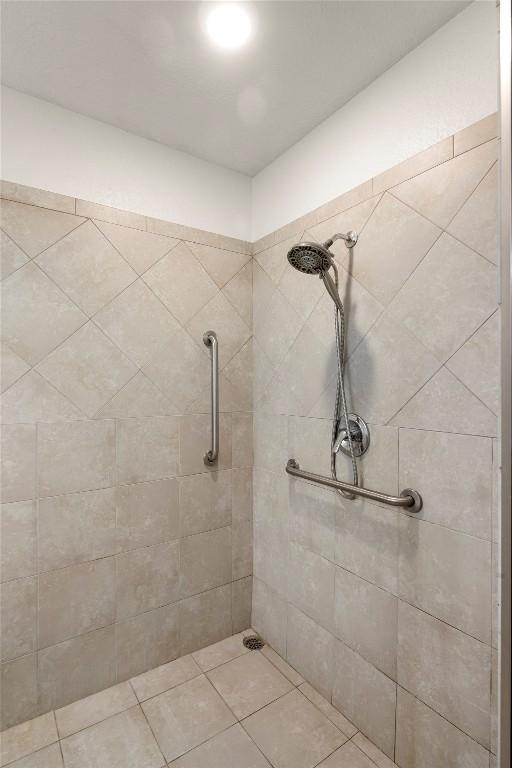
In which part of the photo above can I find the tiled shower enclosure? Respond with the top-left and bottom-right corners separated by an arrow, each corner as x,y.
1,112 -> 501,768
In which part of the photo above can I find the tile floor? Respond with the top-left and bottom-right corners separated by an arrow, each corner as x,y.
0,630 -> 398,768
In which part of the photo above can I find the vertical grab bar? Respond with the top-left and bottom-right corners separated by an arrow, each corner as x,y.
203,331 -> 219,465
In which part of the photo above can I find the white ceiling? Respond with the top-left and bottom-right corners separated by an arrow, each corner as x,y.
1,1 -> 470,176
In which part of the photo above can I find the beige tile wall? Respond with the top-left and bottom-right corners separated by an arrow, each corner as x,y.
0,188 -> 253,729
0,113 -> 500,766
251,113 -> 500,768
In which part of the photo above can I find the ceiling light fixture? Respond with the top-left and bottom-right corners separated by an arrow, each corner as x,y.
206,4 -> 252,49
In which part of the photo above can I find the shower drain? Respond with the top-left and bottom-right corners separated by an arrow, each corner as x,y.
243,635 -> 265,650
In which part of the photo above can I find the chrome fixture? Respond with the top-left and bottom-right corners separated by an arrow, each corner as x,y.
243,635 -> 265,650
333,413 -> 370,458
286,233 -> 422,512
203,330 -> 219,465
286,459 -> 422,514
287,232 -> 361,499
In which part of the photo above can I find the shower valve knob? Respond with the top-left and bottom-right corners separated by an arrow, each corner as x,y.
333,414 -> 370,458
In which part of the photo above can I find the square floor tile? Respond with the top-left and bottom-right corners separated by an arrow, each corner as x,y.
243,689 -> 346,768
260,645 -> 304,686
298,683 -> 357,738
60,706 -> 164,768
0,713 -> 57,766
141,675 -> 236,762
317,741 -> 378,767
192,631 -> 251,672
55,681 -> 137,738
207,652 -> 294,719
130,655 -> 202,702
168,724 -> 271,767
6,743 -> 63,768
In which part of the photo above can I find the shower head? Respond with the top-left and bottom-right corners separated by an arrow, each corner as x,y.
287,231 -> 357,313
287,231 -> 358,275
287,241 -> 333,275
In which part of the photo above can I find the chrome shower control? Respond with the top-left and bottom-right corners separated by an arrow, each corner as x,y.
333,414 -> 370,458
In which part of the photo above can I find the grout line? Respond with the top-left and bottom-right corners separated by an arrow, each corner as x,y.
1,125 -> 496,258
27,577 -> 239,657
2,631 -> 490,766
346,733 -> 392,768
137,701 -> 168,766
383,362 -> 444,427
445,359 -> 500,420
0,189 -> 77,218
0,223 -> 33,260
443,155 -> 499,233
394,684 -> 493,755
32,217 -> 88,264
258,647 -> 302,688
1,213 -> 85,264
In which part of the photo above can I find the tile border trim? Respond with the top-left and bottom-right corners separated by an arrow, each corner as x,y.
1,112 -> 497,260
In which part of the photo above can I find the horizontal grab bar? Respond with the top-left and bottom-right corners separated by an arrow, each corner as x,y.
286,459 -> 422,513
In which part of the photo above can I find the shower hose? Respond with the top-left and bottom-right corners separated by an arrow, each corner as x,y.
329,269 -> 359,500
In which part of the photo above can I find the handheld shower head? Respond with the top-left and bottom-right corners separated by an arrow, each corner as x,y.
286,231 -> 358,276
287,241 -> 333,275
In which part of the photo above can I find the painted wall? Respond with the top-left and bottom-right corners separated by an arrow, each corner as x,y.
251,120 -> 499,764
0,87 -> 252,241
251,1 -> 498,240
0,189 -> 253,729
1,3 -> 497,243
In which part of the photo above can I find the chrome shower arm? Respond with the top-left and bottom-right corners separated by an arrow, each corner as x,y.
324,231 -> 358,249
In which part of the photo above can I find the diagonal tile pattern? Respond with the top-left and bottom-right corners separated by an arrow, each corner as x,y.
222,261 -> 252,328
0,199 -> 85,258
187,291 -> 251,368
389,364 -> 497,436
1,370 -> 84,423
0,114 -> 499,768
143,241 -> 218,326
347,313 -> 440,425
94,371 -> 173,418
1,262 -> 86,365
447,162 -> 498,265
391,139 -> 498,229
305,196 -> 381,270
94,279 -> 180,368
386,232 -> 497,362
349,192 -> 440,306
36,220 -> 137,316
188,241 -> 250,289
94,219 -> 178,274
446,309 -> 500,415
1,344 -> 31,392
0,229 -> 28,279
254,233 -> 300,286
36,323 -> 138,417
251,120 -> 498,768
142,325 -> 210,414
0,186 -> 254,734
